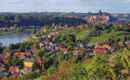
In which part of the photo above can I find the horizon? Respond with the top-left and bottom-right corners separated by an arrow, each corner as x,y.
0,11 -> 130,14
0,0 -> 130,13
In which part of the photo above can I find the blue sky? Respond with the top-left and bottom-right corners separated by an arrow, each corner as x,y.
0,0 -> 130,13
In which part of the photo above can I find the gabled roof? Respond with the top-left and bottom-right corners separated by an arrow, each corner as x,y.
36,57 -> 42,62
94,47 -> 106,54
77,25 -> 84,28
103,44 -> 111,49
9,66 -> 18,71
15,52 -> 25,56
3,60 -> 8,63
12,72 -> 21,76
84,58 -> 92,62
24,66 -> 31,71
126,44 -> 130,47
72,50 -> 77,54
118,41 -> 123,45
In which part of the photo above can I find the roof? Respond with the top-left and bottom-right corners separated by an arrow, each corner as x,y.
15,52 -> 25,56
126,44 -> 130,47
24,66 -> 31,71
3,60 -> 8,63
94,47 -> 106,54
103,44 -> 111,49
36,57 -> 42,62
12,72 -> 21,76
77,25 -> 84,28
118,41 -> 123,45
72,50 -> 77,54
9,66 -> 18,71
96,42 -> 100,44
84,58 -> 91,62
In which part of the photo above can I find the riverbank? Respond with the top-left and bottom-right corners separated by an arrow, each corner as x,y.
0,30 -> 17,36
0,29 -> 34,36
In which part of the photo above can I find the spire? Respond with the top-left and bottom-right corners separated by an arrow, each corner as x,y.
99,10 -> 102,15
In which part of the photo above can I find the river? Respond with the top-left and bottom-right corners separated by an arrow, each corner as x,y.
0,31 -> 32,46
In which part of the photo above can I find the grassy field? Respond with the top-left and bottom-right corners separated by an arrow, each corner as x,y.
88,31 -> 129,45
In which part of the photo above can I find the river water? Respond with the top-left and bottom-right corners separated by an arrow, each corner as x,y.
0,31 -> 32,46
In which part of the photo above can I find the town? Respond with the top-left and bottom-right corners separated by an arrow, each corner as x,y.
0,18 -> 130,80
0,10 -> 130,80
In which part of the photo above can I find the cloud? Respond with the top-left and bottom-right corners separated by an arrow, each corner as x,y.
0,0 -> 129,13
124,0 -> 130,3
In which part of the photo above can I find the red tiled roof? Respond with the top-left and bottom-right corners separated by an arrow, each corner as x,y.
94,47 -> 106,54
9,66 -> 18,71
72,50 -> 82,54
12,72 -> 21,76
84,58 -> 91,62
59,45 -> 64,49
77,25 -> 84,28
63,48 -> 68,52
103,44 -> 111,49
96,42 -> 100,44
118,41 -> 123,45
126,44 -> 130,47
118,24 -> 123,27
72,50 -> 77,54
15,52 -> 25,56
24,66 -> 31,71
3,60 -> 8,63
36,57 -> 42,62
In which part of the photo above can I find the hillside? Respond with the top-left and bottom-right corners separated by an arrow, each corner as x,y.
0,23 -> 130,80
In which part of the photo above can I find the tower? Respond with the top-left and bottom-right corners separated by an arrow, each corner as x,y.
99,10 -> 102,15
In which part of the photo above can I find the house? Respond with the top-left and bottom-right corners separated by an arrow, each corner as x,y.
12,72 -> 21,76
1,51 -> 10,57
72,50 -> 82,55
118,24 -> 124,27
96,42 -> 100,45
0,68 -> 5,73
94,47 -> 107,54
62,48 -> 68,54
128,23 -> 130,26
3,60 -> 8,64
118,41 -> 123,46
0,60 -> 8,65
10,72 -> 21,80
103,44 -> 111,50
23,66 -> 32,72
126,44 -> 130,47
36,57 -> 42,63
59,45 -> 68,54
125,40 -> 130,47
72,50 -> 78,55
100,14 -> 109,20
24,59 -> 34,67
77,25 -> 84,29
84,58 -> 91,62
9,66 -> 19,73
15,52 -> 25,59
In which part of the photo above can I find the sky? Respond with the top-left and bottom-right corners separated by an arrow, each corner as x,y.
0,0 -> 130,13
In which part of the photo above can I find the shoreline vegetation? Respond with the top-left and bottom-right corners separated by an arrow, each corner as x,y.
0,28 -> 38,36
